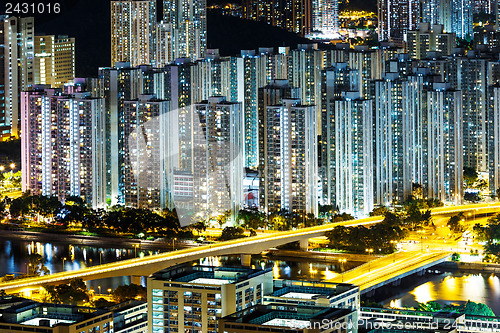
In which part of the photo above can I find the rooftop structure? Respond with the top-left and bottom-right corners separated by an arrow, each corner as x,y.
219,303 -> 357,333
148,264 -> 273,333
0,296 -> 112,333
264,280 -> 360,310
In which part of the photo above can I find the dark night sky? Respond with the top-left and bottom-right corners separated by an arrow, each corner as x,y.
1,0 -> 376,77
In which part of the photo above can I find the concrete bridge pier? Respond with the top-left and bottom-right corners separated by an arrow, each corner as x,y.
130,276 -> 143,286
391,278 -> 401,287
240,254 -> 252,267
299,239 -> 309,251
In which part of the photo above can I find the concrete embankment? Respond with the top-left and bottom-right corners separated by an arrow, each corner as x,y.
0,229 -> 189,250
267,249 -> 379,262
437,261 -> 500,273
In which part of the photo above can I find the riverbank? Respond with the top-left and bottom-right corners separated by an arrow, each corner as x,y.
268,249 -> 379,262
0,229 -> 194,250
437,261 -> 500,273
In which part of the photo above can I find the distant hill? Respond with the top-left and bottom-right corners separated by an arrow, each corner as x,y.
207,12 -> 311,56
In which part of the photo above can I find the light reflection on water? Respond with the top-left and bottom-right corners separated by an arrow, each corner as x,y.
4,237 -> 500,315
385,272 -> 500,316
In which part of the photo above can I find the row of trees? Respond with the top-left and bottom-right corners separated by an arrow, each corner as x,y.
325,212 -> 406,254
325,193 -> 439,254
42,278 -> 146,307
417,300 -> 495,317
6,194 -> 195,238
473,214 -> 500,263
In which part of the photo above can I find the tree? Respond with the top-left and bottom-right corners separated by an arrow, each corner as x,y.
27,253 -> 50,276
112,283 -> 146,303
462,301 -> 495,316
219,226 -> 246,241
43,278 -> 90,305
447,213 -> 465,233
417,301 -> 442,312
369,206 -> 389,217
94,298 -> 115,308
464,167 -> 478,188
191,221 -> 207,236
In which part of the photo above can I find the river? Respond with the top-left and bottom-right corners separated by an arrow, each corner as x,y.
1,237 -> 500,315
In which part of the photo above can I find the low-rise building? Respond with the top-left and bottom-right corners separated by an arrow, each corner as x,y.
108,300 -> 147,333
0,296 -> 113,333
219,303 -> 357,333
264,280 -> 360,310
147,264 -> 273,333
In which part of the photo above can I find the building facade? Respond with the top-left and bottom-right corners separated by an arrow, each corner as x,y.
21,88 -> 106,207
0,15 -> 34,139
34,35 -> 76,87
111,0 -> 157,67
147,265 -> 273,333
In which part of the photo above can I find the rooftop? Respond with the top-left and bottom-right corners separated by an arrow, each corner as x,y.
0,296 -> 111,328
221,304 -> 353,327
269,280 -> 359,299
151,264 -> 271,286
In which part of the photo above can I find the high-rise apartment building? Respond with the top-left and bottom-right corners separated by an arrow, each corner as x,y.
448,57 -> 488,171
163,0 -> 207,60
320,63 -> 360,206
148,265 -> 273,333
258,80 -> 318,216
122,95 -> 171,209
312,0 -> 339,37
98,63 -> 142,205
243,0 -> 313,36
34,35 -> 75,87
422,83 -> 463,204
330,92 -> 374,216
288,44 -> 324,119
111,1 -> 157,67
236,49 -> 288,169
372,73 -> 413,205
378,0 -> 420,44
0,15 -> 34,139
192,97 -> 244,222
488,85 -> 500,195
21,88 -> 106,207
421,0 -> 473,39
407,24 -> 456,60
450,0 -> 473,39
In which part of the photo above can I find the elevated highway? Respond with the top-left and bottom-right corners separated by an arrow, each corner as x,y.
1,202 -> 500,294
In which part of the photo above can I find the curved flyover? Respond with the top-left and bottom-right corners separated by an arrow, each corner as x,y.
2,202 -> 500,293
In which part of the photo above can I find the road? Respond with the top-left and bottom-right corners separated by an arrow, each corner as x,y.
328,250 -> 450,291
1,190 -> 22,199
1,202 -> 500,294
0,216 -> 384,293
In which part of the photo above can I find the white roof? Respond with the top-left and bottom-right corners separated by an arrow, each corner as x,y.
189,278 -> 235,285
263,318 -> 311,329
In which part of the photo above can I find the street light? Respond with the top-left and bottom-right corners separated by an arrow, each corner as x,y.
99,251 -> 103,265
133,244 -> 139,258
172,238 -> 177,251
9,163 -> 15,178
62,257 -> 66,272
365,248 -> 373,272
27,263 -> 31,275
98,286 -> 101,295
338,258 -> 346,283
107,288 -> 112,294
